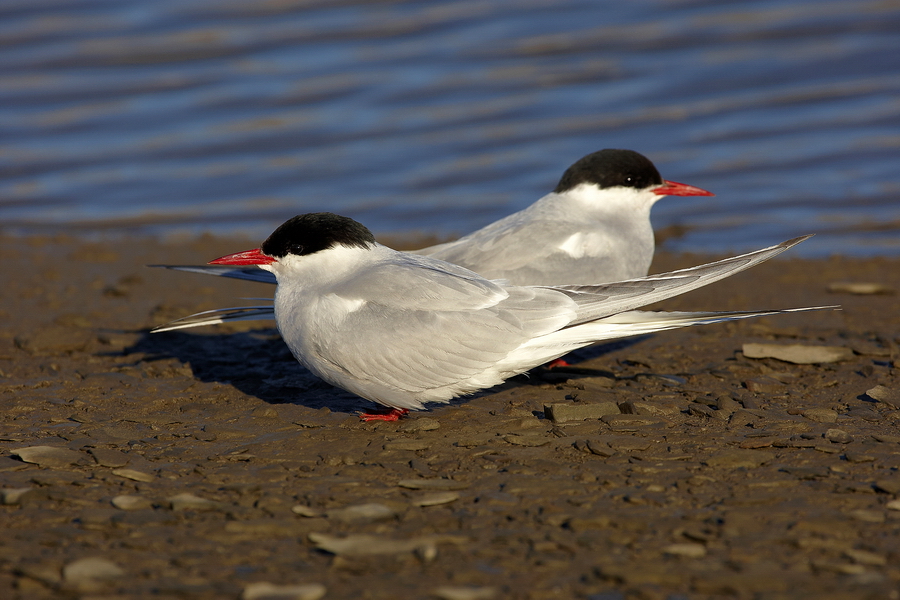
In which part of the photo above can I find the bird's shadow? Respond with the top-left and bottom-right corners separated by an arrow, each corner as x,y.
120,327 -> 646,415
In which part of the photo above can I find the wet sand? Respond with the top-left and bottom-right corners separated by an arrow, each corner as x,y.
1,232 -> 899,599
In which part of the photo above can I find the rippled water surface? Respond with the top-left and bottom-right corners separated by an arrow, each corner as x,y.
2,0 -> 899,256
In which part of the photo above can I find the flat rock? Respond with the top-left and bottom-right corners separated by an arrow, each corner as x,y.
742,343 -> 854,364
242,582 -> 326,600
802,408 -> 839,423
1,487 -> 34,505
325,502 -> 398,523
864,385 -> 900,408
383,439 -> 431,451
111,495 -> 154,510
827,281 -> 894,295
167,493 -> 227,512
544,401 -> 619,423
411,492 -> 459,507
308,532 -> 465,557
11,445 -> 85,468
112,468 -> 155,482
703,449 -> 775,469
433,586 -> 498,600
62,557 -> 124,586
662,542 -> 707,558
88,447 -> 130,467
398,478 -> 470,490
502,433 -> 550,447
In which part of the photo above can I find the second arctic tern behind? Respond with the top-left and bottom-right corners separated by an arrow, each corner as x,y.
154,149 -> 712,287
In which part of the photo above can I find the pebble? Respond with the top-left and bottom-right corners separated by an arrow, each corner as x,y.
111,495 -> 154,510
543,401 -> 619,423
88,447 -> 130,467
502,434 -> 550,447
398,417 -> 440,432
743,377 -> 783,394
827,281 -> 894,295
886,499 -> 900,511
742,343 -> 854,364
703,449 -> 774,469
412,492 -> 459,507
864,385 -> 900,408
167,492 -> 227,512
308,532 -> 463,557
432,585 -> 498,600
873,478 -> 900,494
844,549 -> 887,566
383,440 -> 431,451
325,502 -> 398,523
62,557 -> 124,588
398,478 -> 470,490
872,433 -> 900,444
824,428 -> 853,444
802,408 -> 838,423
600,414 -> 670,429
848,509 -> 885,523
11,445 -> 85,468
242,582 -> 326,600
292,505 -> 323,517
112,468 -> 155,482
1,487 -> 33,505
662,543 -> 707,558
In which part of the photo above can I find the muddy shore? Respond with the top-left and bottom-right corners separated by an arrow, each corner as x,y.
1,232 -> 899,600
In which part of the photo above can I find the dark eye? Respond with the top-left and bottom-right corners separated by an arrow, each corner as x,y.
624,175 -> 634,184
289,244 -> 305,255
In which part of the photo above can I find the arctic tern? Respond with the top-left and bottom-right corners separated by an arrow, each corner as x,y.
153,149 -> 713,287
153,213 -> 832,420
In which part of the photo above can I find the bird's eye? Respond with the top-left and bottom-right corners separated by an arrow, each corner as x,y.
624,176 -> 634,184
290,244 -> 304,255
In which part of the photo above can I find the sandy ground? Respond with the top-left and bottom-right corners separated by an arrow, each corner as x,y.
1,231 -> 899,600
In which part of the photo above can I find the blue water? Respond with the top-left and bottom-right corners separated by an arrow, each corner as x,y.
1,0 -> 899,257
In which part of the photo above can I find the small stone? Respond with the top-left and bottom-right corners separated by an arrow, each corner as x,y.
11,445 -> 85,468
864,385 -> 900,408
844,549 -> 887,566
88,447 -> 130,467
291,505 -> 323,517
886,499 -> 900,511
1,487 -> 33,505
743,343 -> 854,364
167,493 -> 227,512
827,282 -> 894,295
383,440 -> 431,451
111,495 -> 153,510
112,468 -> 155,482
600,414 -> 671,429
242,582 -> 326,600
326,503 -> 398,523
412,492 -> 459,507
432,585 -> 498,600
873,478 -> 900,494
584,440 -> 615,457
543,401 -> 619,423
873,433 -> 900,444
308,532 -> 464,557
62,557 -> 124,588
848,509 -> 885,523
802,408 -> 839,423
398,478 -> 469,491
662,543 -> 707,558
743,377 -> 783,394
844,452 -> 875,463
502,434 -> 550,447
824,428 -> 853,444
703,449 -> 774,469
398,417 -> 440,432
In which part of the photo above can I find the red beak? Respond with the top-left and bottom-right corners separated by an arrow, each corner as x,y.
653,180 -> 714,197
209,248 -> 276,266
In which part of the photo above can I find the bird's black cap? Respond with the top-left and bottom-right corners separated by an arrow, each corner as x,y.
262,212 -> 376,258
553,149 -> 664,194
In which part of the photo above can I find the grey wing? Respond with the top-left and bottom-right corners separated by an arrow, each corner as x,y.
149,264 -> 277,284
313,285 -> 576,406
545,235 -> 813,324
414,215 -> 572,275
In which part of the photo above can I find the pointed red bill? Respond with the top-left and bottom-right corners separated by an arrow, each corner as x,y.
209,248 -> 276,266
653,180 -> 714,197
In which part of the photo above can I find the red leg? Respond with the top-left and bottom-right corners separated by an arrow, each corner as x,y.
546,358 -> 571,369
359,408 -> 409,422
